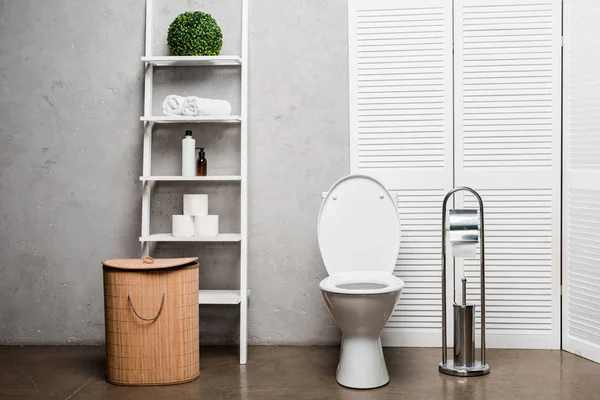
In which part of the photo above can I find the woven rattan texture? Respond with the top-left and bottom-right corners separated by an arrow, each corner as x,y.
103,262 -> 199,385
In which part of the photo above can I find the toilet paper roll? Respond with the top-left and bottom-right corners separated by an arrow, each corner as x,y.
172,215 -> 194,237
194,215 -> 219,237
450,242 -> 477,258
184,194 -> 208,216
447,209 -> 479,259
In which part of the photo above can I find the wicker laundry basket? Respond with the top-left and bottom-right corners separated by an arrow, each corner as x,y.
102,256 -> 199,386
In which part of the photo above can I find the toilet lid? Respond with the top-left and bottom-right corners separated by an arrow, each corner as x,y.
317,174 -> 401,275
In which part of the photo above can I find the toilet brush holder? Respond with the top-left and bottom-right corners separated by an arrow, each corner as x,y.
453,279 -> 476,368
439,187 -> 490,377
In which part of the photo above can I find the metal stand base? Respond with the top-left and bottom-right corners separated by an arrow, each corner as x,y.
439,361 -> 490,377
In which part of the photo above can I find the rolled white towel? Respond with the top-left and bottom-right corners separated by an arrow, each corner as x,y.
162,95 -> 186,116
182,96 -> 232,117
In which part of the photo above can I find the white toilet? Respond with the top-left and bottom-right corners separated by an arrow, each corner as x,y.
318,174 -> 404,389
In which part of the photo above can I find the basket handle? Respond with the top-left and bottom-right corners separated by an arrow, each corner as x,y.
128,293 -> 165,322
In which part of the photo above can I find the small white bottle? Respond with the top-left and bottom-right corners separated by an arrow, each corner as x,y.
182,130 -> 196,177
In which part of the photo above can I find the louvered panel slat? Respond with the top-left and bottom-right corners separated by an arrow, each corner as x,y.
457,2 -> 556,169
455,0 -> 561,350
460,189 -> 554,335
563,0 -> 600,363
351,0 -> 452,173
565,189 -> 600,359
461,2 -> 554,168
565,9 -> 600,171
387,189 -> 445,336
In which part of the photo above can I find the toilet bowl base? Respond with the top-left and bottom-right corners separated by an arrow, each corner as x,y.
336,336 -> 389,389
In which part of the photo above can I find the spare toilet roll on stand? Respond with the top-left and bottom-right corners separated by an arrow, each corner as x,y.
439,187 -> 490,377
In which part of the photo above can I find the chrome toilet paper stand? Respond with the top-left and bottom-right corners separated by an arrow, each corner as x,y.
439,187 -> 490,377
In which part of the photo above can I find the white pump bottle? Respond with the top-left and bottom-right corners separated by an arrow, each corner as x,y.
182,130 -> 196,177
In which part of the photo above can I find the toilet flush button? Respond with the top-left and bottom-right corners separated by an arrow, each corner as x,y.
380,194 -> 384,199
333,196 -> 337,200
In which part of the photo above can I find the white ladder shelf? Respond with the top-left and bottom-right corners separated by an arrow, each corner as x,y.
140,0 -> 249,364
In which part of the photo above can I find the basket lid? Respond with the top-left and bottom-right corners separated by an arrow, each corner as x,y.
102,256 -> 198,270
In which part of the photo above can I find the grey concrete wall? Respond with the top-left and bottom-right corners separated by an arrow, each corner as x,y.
0,0 -> 349,344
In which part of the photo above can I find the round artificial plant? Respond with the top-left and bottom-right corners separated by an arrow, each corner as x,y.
167,11 -> 223,56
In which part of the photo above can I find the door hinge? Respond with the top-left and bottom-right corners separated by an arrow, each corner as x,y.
561,36 -> 564,48
560,285 -> 563,295
452,40 -> 455,51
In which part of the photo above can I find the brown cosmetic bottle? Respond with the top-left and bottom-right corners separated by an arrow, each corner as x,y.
196,147 -> 207,176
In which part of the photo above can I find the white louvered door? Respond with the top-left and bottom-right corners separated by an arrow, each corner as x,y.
454,0 -> 562,348
563,0 -> 600,363
348,0 -> 454,346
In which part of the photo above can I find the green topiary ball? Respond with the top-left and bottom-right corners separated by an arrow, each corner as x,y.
167,11 -> 223,56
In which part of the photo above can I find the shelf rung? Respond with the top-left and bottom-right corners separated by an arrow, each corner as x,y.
142,56 -> 242,67
141,116 -> 242,124
140,176 -> 242,182
140,233 -> 242,242
199,290 -> 245,305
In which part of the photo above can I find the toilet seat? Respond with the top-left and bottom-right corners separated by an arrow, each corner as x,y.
320,271 -> 404,295
318,174 -> 401,276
